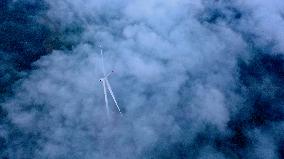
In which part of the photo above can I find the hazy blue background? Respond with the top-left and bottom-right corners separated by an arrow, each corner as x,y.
0,0 -> 283,158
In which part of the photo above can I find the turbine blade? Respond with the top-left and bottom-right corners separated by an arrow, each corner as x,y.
105,78 -> 122,115
100,48 -> 106,76
105,70 -> 114,78
102,79 -> 110,118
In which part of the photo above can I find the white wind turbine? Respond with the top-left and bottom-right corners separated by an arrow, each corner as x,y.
99,46 -> 122,119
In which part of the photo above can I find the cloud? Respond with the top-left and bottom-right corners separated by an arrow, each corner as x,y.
235,0 -> 284,53
198,146 -> 227,159
0,0 -> 284,158
246,129 -> 278,159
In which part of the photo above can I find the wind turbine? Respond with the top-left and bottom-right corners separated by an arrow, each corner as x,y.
99,46 -> 122,119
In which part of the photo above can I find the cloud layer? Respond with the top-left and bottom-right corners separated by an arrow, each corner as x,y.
0,0 -> 284,158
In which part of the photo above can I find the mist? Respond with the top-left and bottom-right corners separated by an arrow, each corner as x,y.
0,0 -> 283,158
